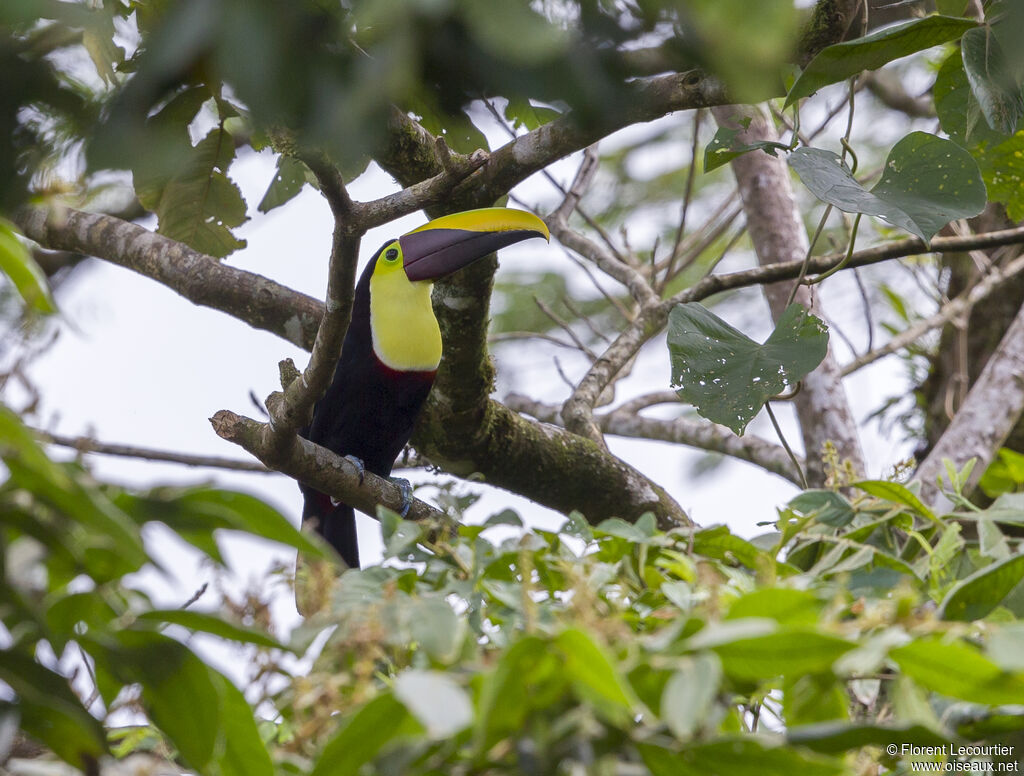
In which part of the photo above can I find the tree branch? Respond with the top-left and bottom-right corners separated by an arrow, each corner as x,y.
33,428 -> 272,472
210,410 -> 443,522
711,105 -> 865,485
914,300 -> 1024,504
842,251 -> 1024,376
264,215 -> 361,453
507,394 -> 805,486
15,205 -> 323,350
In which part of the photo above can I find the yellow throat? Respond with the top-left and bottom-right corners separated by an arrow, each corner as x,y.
368,242 -> 442,371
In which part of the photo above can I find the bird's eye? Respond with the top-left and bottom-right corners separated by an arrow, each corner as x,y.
385,247 -> 399,262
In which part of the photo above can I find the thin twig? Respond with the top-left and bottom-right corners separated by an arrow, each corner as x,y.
488,331 -> 581,351
662,110 -> 704,290
33,428 -> 274,472
765,402 -> 808,489
533,297 -> 598,360
841,250 -> 1024,375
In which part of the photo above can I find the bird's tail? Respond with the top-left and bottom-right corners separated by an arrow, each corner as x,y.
300,485 -> 360,569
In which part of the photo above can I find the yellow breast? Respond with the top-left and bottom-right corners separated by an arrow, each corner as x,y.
369,264 -> 442,371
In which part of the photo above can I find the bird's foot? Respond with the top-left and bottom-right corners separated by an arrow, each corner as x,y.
343,455 -> 365,485
388,477 -> 413,517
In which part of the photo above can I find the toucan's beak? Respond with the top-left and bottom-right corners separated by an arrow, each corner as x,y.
400,207 -> 550,282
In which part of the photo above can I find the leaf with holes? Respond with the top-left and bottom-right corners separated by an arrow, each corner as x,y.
668,302 -> 828,435
789,132 -> 986,244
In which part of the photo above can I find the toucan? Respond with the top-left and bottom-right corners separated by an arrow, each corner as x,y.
300,207 -> 550,568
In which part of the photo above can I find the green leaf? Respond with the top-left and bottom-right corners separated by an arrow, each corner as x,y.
503,96 -> 561,131
726,588 -> 821,625
979,492 -> 1024,524
891,638 -> 1024,705
169,488 -> 326,557
0,407 -> 149,579
853,479 -> 936,522
595,516 -> 655,542
642,736 -> 844,776
144,127 -> 249,257
556,628 -> 634,724
987,623 -> 1024,671
310,693 -> 412,776
660,653 -> 722,739
977,516 -> 1011,561
0,219 -> 56,314
0,650 -> 108,770
135,609 -> 292,651
961,26 -> 1023,135
393,670 -> 472,739
97,630 -> 222,772
211,671 -> 275,776
409,97 -> 490,156
701,628 -> 856,680
980,447 -> 1024,498
461,0 -> 568,65
704,124 -> 789,173
977,131 -> 1024,221
786,15 -> 977,105
408,596 -> 461,662
686,0 -> 798,103
692,525 -> 770,569
257,155 -> 311,213
934,49 -> 1010,148
789,133 -> 987,244
668,302 -> 828,435
379,508 -> 423,558
783,673 -> 848,725
788,490 -> 856,528
939,553 -> 1024,621
476,636 -> 564,744
483,508 -> 524,528
787,721 -> 947,754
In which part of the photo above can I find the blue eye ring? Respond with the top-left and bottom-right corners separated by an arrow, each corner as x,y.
385,247 -> 399,262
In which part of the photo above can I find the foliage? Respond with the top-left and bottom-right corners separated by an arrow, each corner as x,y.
5,406 -> 1024,774
4,1 -> 1024,775
0,406 -> 319,775
668,303 -> 828,435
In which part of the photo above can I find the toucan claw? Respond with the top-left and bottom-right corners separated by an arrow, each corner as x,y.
344,455 -> 366,485
389,477 -> 413,517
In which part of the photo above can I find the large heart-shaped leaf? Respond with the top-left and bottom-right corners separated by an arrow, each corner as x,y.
789,132 -> 986,244
668,303 -> 829,435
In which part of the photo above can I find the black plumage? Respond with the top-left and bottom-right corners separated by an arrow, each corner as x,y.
300,245 -> 435,568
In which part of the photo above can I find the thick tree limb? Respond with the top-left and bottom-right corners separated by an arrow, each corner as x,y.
19,203 -> 684,526
507,394 -> 804,486
15,205 -> 323,350
210,410 -> 443,522
914,301 -> 1024,504
712,105 -> 865,484
412,393 -> 689,529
